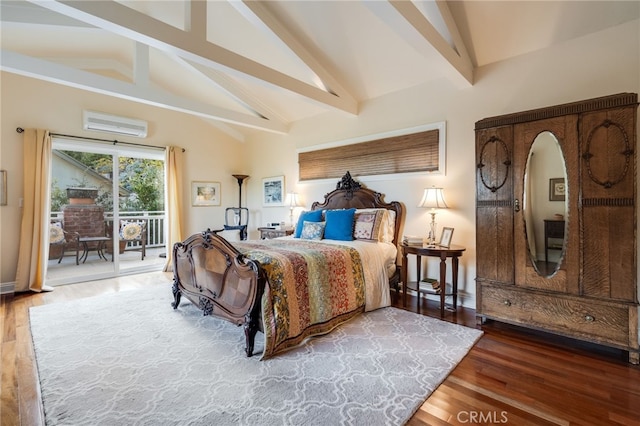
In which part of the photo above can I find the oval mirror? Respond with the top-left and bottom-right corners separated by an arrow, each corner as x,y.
523,131 -> 568,277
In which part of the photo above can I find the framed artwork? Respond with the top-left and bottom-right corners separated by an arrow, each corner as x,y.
549,177 -> 566,201
191,181 -> 221,206
439,227 -> 454,248
262,176 -> 285,206
0,170 -> 6,206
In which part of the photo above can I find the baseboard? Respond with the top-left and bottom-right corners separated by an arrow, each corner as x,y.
0,281 -> 16,294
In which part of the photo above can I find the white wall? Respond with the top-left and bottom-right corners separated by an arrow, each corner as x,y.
243,19 -> 640,308
0,74 -> 247,285
1,19 -> 638,307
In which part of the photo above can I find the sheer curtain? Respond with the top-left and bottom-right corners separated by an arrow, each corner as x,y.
163,146 -> 184,272
15,129 -> 52,292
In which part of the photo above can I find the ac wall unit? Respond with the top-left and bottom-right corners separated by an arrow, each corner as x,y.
83,110 -> 148,138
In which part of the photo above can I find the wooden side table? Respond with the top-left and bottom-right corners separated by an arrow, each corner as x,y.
258,227 -> 294,239
401,243 -> 466,317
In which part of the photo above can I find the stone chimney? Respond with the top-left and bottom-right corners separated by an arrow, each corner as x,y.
63,188 -> 105,247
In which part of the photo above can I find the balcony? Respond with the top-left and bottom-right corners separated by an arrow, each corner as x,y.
47,211 -> 167,283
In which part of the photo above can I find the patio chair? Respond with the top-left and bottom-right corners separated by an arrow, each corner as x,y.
117,219 -> 147,260
49,222 -> 79,263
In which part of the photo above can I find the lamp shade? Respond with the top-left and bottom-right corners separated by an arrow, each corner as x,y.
418,187 -> 448,210
286,192 -> 303,208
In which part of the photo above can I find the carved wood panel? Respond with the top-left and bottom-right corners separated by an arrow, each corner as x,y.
580,106 -> 637,301
475,126 -> 514,283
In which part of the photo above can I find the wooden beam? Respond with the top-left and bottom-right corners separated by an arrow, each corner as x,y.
29,0 -> 357,114
368,0 -> 474,87
232,1 -> 358,106
171,55 -> 288,124
1,50 -> 288,134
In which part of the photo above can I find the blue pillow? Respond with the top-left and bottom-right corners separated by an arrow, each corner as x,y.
324,208 -> 356,241
294,210 -> 323,238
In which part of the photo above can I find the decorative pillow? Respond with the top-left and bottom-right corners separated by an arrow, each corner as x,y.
353,208 -> 396,242
381,210 -> 396,243
354,209 -> 385,241
300,221 -> 325,240
324,208 -> 356,241
49,223 -> 65,244
120,221 -> 143,240
294,210 -> 323,238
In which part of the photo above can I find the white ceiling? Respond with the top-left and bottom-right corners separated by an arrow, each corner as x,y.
1,1 -> 638,141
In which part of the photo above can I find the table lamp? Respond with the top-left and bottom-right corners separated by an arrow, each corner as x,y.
418,186 -> 448,247
286,192 -> 303,228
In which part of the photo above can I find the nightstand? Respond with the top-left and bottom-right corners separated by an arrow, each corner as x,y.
401,243 -> 466,317
258,227 -> 294,239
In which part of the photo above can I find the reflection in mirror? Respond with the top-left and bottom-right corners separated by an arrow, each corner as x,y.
523,131 -> 568,277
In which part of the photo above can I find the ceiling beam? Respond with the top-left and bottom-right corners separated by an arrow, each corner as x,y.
434,0 -> 473,68
1,49 -> 288,134
231,1 -> 358,105
368,0 -> 474,87
171,54 -> 288,124
28,0 -> 358,115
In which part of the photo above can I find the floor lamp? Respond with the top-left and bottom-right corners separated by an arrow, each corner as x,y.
225,174 -> 249,239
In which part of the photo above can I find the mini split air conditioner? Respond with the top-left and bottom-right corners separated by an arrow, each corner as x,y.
82,110 -> 148,138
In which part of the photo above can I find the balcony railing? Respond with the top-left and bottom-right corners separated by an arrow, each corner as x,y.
51,210 -> 166,249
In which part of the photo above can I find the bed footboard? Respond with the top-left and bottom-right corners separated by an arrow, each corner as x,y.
171,229 -> 265,357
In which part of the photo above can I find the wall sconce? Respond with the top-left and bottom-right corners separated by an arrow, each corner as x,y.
285,192 -> 304,227
418,186 -> 448,247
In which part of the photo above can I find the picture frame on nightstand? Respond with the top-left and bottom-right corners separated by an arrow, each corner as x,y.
439,227 -> 454,248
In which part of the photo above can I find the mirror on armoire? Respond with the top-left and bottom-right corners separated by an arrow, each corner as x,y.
523,131 -> 568,277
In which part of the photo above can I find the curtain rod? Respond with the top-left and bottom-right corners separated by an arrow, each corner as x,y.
15,127 -> 185,152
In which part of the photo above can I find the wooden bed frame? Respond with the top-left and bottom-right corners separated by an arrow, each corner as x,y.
171,172 -> 404,357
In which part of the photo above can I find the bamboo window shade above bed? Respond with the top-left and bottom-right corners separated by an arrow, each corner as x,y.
298,128 -> 440,181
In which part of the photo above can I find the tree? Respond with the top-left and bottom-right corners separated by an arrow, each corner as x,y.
58,150 -> 164,212
50,179 -> 68,212
118,158 -> 164,212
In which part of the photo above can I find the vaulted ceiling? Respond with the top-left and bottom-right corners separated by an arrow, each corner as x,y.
1,1 -> 638,141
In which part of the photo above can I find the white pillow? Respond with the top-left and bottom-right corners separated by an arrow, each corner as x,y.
218,229 -> 241,242
381,210 -> 396,243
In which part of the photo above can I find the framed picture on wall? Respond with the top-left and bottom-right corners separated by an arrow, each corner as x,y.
262,176 -> 285,206
549,177 -> 566,201
191,181 -> 221,206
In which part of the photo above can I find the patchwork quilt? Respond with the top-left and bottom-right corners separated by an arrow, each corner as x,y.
237,239 -> 366,358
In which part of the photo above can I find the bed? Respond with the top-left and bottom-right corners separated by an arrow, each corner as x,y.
171,172 -> 404,359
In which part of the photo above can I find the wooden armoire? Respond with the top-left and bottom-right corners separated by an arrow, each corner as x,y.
475,93 -> 639,363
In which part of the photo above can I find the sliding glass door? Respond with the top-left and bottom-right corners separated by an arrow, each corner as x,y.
46,137 -> 165,286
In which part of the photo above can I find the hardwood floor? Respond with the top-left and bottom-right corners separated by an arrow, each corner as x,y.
2,272 -> 639,425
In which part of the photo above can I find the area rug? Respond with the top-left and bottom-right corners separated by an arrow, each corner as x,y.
30,285 -> 483,425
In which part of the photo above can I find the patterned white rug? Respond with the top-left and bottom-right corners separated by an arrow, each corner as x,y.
30,284 -> 482,425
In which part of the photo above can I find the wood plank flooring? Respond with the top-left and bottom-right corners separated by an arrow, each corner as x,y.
2,272 -> 639,425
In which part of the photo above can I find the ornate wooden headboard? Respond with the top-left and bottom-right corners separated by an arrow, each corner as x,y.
310,172 -> 404,247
